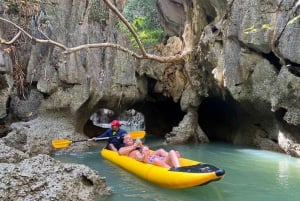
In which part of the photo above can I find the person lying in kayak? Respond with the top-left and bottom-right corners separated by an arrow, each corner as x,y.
92,120 -> 127,152
140,145 -> 181,168
118,134 -> 181,168
118,134 -> 143,156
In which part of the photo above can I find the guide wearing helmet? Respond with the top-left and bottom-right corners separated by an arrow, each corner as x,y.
110,120 -> 121,127
92,119 -> 128,152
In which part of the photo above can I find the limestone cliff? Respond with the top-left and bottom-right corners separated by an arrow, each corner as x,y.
0,0 -> 300,158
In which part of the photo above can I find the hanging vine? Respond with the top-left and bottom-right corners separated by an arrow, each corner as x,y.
4,46 -> 27,99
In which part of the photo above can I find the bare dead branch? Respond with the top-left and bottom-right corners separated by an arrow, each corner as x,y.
0,17 -> 32,39
0,31 -> 21,45
63,42 -> 143,58
0,17 -> 67,50
63,43 -> 184,63
0,2 -> 186,64
103,0 -> 147,56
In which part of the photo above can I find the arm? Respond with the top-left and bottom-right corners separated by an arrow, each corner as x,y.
133,151 -> 145,161
118,141 -> 142,156
92,128 -> 112,141
118,144 -> 137,156
97,128 -> 112,138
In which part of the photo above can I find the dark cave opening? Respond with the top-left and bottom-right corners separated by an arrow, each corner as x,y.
262,52 -> 281,71
133,99 -> 185,136
83,119 -> 105,138
82,95 -> 243,142
83,108 -> 144,138
198,97 -> 238,141
202,1 -> 217,24
83,98 -> 185,138
274,107 -> 287,122
286,61 -> 300,77
134,77 -> 186,135
83,76 -> 185,138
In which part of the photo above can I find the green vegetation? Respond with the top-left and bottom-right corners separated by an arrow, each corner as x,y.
120,0 -> 163,48
287,15 -> 300,25
244,15 -> 300,34
244,24 -> 274,34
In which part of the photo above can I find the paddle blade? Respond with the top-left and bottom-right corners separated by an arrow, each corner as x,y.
52,139 -> 73,149
129,130 -> 146,139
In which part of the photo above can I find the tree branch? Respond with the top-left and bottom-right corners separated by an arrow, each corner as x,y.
0,17 -> 67,50
102,0 -> 147,57
63,43 -> 185,63
0,1 -> 186,64
0,31 -> 21,45
63,42 -> 143,58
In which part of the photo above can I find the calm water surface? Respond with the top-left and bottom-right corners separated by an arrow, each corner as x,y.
55,138 -> 300,201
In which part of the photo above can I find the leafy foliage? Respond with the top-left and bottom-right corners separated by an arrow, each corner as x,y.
120,0 -> 163,48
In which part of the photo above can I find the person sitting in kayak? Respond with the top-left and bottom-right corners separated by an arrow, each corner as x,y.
118,134 -> 181,168
92,120 -> 127,152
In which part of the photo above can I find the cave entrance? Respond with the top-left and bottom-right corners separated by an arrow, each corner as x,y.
83,108 -> 145,138
198,97 -> 238,142
82,97 -> 185,138
82,76 -> 186,138
133,99 -> 185,136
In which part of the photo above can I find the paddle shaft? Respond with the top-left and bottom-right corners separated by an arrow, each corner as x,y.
51,130 -> 145,149
73,137 -> 109,143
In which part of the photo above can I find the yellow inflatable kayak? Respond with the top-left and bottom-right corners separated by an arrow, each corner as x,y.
101,148 -> 225,189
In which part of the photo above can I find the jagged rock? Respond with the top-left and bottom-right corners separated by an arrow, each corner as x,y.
0,74 -> 9,120
253,129 -> 284,153
166,109 -> 209,144
156,0 -> 185,38
271,67 -> 300,126
0,0 -> 300,162
0,154 -> 111,201
9,89 -> 43,121
278,131 -> 300,157
0,140 -> 29,163
2,116 -> 94,157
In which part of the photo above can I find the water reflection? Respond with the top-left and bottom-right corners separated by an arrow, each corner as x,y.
277,160 -> 289,189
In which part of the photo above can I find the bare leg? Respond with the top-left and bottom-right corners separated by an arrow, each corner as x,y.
153,149 -> 168,157
175,151 -> 181,158
152,158 -> 171,168
165,150 -> 180,168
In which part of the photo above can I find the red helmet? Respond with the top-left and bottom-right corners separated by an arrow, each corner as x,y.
110,120 -> 121,127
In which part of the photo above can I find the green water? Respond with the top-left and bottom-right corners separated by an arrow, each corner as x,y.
55,139 -> 300,201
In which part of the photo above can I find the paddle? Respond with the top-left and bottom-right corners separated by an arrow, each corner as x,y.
51,130 -> 146,149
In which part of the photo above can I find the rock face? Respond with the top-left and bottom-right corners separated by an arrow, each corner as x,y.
156,0 -> 186,38
0,0 -> 300,157
157,0 -> 300,156
0,154 -> 111,201
0,0 -> 300,199
198,0 -> 300,155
